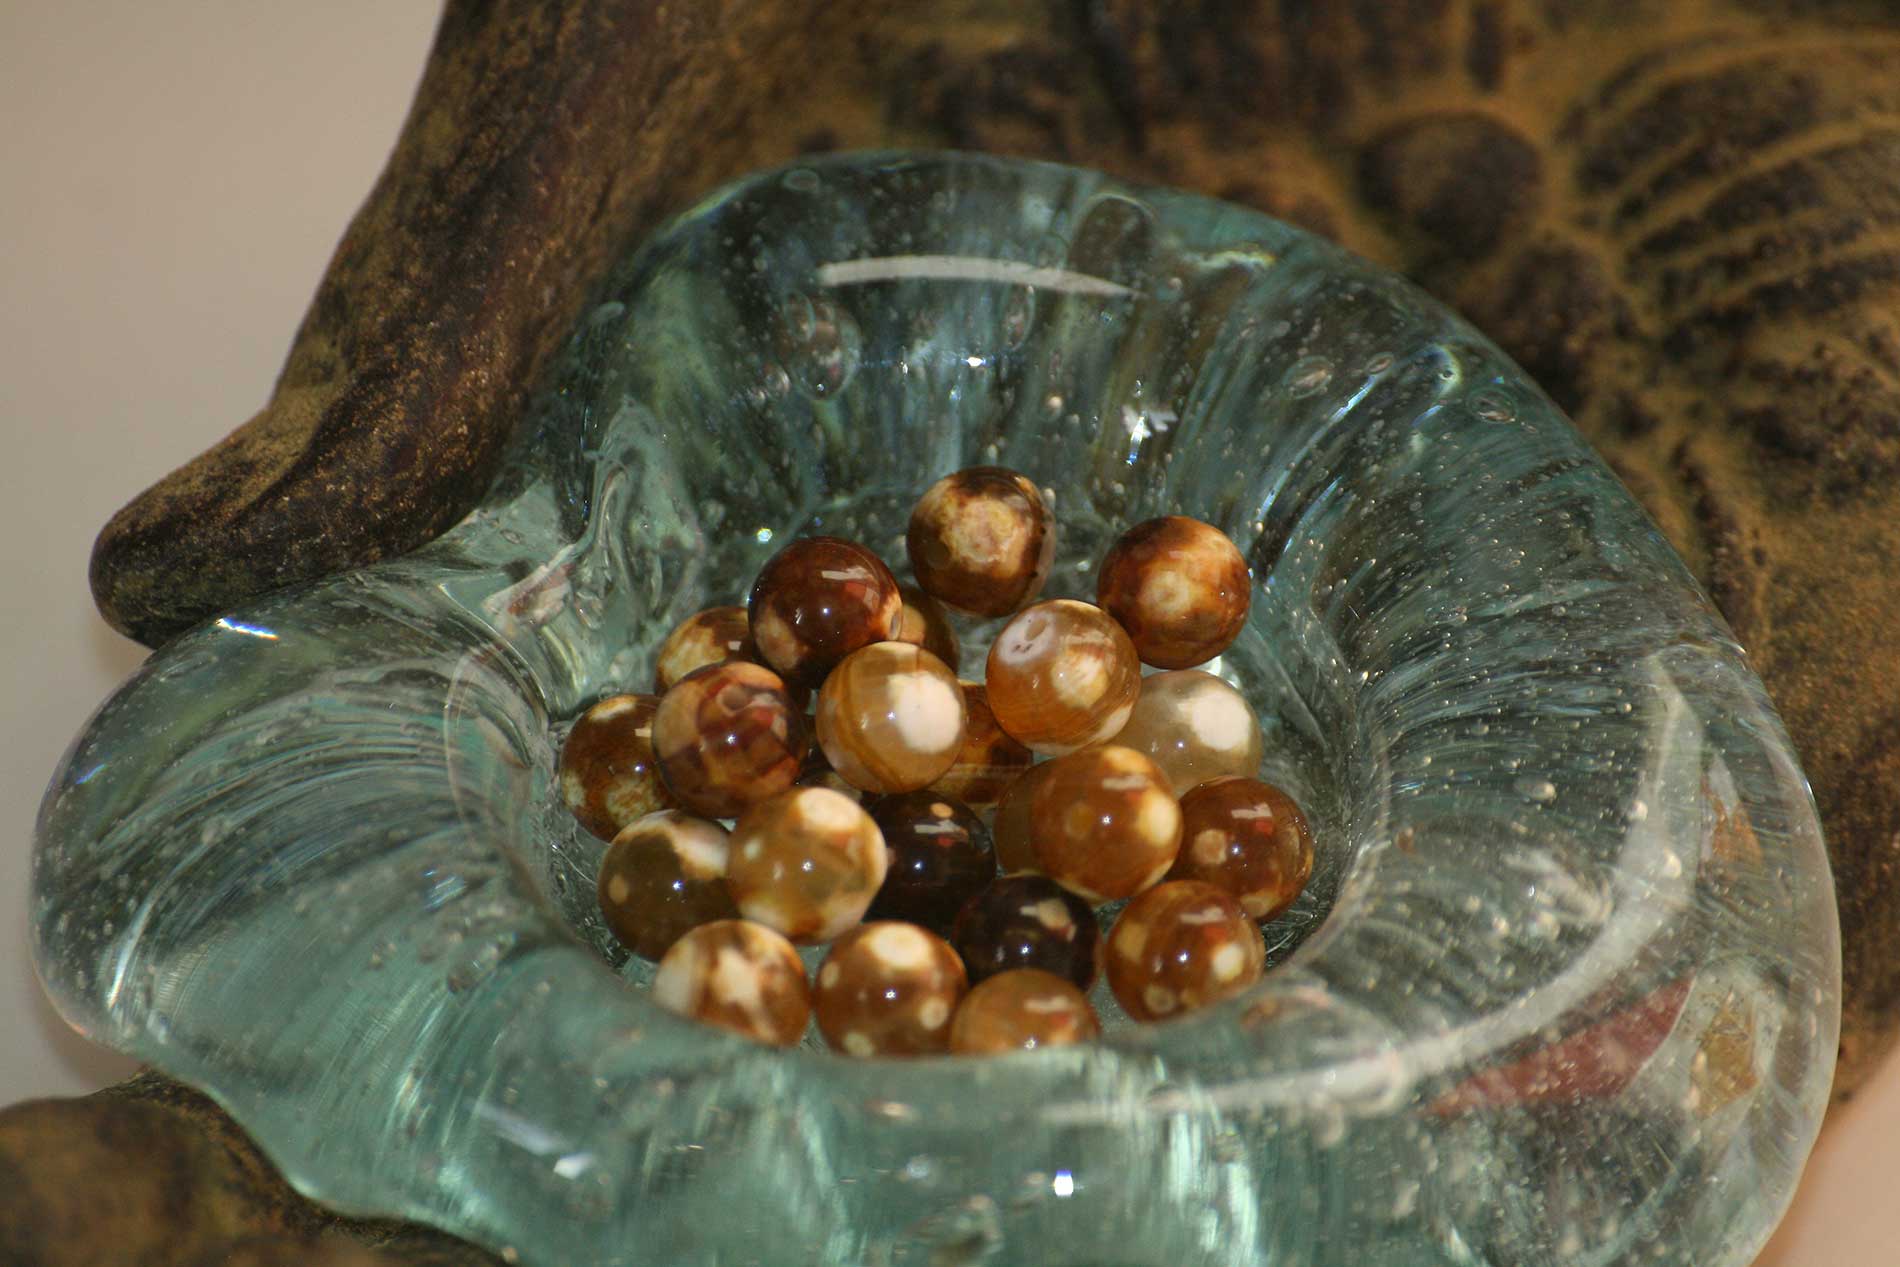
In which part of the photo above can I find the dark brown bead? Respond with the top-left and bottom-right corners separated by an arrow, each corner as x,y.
989,761 -> 1054,875
951,873 -> 1101,991
558,693 -> 678,840
596,810 -> 739,960
652,661 -> 808,819
927,682 -> 1033,809
864,791 -> 997,939
1106,880 -> 1264,1022
1097,516 -> 1251,669
906,467 -> 1055,616
1030,745 -> 1181,904
814,922 -> 968,1057
748,536 -> 902,689
654,605 -> 758,692
1168,776 -> 1315,921
895,582 -> 961,671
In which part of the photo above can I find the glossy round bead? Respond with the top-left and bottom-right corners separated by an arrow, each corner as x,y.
652,661 -> 808,819
726,787 -> 888,943
748,536 -> 902,689
951,873 -> 1101,990
654,605 -> 757,692
815,641 -> 966,794
990,761 -> 1054,875
895,582 -> 961,671
558,693 -> 678,840
1097,516 -> 1251,669
1030,745 -> 1182,904
864,791 -> 997,938
906,466 -> 1056,617
1110,669 -> 1263,796
1106,880 -> 1265,1023
651,919 -> 811,1046
927,683 -> 1033,809
949,969 -> 1100,1054
985,599 -> 1141,755
814,922 -> 968,1057
1168,776 -> 1315,921
596,810 -> 739,960
794,746 -> 866,803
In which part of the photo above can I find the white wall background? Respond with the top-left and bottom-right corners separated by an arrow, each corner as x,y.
0,5 -> 1890,1262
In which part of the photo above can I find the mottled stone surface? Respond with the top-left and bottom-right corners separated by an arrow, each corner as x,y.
77,0 -> 1900,1161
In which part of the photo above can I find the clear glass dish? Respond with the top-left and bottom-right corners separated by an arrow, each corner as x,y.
33,152 -> 1838,1266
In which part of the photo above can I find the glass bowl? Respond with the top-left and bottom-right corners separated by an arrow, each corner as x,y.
33,152 -> 1838,1266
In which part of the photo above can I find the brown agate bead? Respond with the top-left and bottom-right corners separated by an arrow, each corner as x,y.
814,922 -> 968,1057
794,746 -> 865,804
906,466 -> 1055,616
559,693 -> 678,840
1110,669 -> 1263,796
748,536 -> 902,689
726,787 -> 888,943
654,605 -> 757,692
596,810 -> 739,960
990,761 -> 1054,874
985,599 -> 1141,755
651,919 -> 811,1046
895,582 -> 961,671
864,792 -> 996,938
1097,516 -> 1251,669
927,683 -> 1033,809
652,661 -> 807,819
1106,880 -> 1265,1023
1168,776 -> 1315,922
1030,746 -> 1182,904
815,641 -> 966,794
949,969 -> 1100,1054
951,874 -> 1101,990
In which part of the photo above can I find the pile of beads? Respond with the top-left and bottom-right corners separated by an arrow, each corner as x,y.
559,466 -> 1317,1056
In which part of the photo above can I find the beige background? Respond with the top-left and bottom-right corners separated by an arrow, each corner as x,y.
0,4 -> 1891,1261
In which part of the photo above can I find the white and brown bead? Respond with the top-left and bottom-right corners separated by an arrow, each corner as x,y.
906,467 -> 1056,616
654,605 -> 758,692
651,919 -> 812,1046
814,921 -> 968,1057
652,661 -> 808,819
949,968 -> 1101,1054
1096,515 -> 1251,669
985,599 -> 1141,755
927,682 -> 1034,809
726,787 -> 889,943
1110,669 -> 1263,796
559,693 -> 679,840
815,641 -> 967,794
597,810 -> 739,961
1030,745 -> 1182,904
1106,880 -> 1265,1023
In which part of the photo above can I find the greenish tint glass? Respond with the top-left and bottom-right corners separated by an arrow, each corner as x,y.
34,153 -> 1837,1266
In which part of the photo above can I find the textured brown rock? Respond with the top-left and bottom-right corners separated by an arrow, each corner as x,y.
84,0 -> 1900,1102
0,1073 -> 502,1267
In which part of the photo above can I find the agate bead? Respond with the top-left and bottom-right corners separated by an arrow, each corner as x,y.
864,791 -> 996,938
1167,776 -> 1315,921
652,661 -> 808,819
654,605 -> 757,692
926,683 -> 1033,809
651,919 -> 811,1046
906,466 -> 1056,617
1030,745 -> 1182,904
794,746 -> 865,803
949,968 -> 1100,1054
815,641 -> 966,794
726,787 -> 888,943
559,693 -> 678,840
1110,669 -> 1263,796
952,874 -> 1101,990
1097,516 -> 1251,669
596,810 -> 739,960
748,536 -> 902,689
1106,880 -> 1265,1022
895,582 -> 961,671
985,599 -> 1141,755
989,761 -> 1055,875
814,922 -> 968,1057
